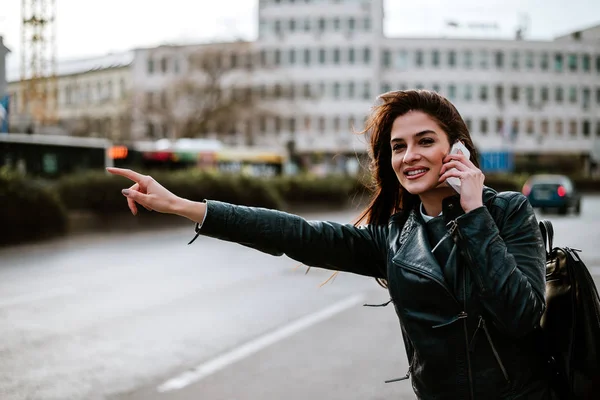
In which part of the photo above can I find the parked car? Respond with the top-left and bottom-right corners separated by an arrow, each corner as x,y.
522,174 -> 581,215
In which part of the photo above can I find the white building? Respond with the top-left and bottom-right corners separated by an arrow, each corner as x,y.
6,0 -> 600,169
255,0 -> 600,162
7,52 -> 133,139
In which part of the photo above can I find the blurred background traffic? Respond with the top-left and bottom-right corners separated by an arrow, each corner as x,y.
0,1 -> 599,399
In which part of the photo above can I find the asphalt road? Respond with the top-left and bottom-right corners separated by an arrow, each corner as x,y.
1,197 -> 598,400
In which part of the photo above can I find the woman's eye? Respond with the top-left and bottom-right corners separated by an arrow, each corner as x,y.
420,138 -> 434,145
392,144 -> 406,151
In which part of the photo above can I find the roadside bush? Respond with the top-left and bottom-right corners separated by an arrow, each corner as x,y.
54,169 -> 284,215
0,167 -> 67,245
271,174 -> 361,207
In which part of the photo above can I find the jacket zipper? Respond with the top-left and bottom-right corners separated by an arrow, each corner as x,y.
448,219 -> 475,400
481,317 -> 511,383
452,220 -> 486,293
462,253 -> 475,400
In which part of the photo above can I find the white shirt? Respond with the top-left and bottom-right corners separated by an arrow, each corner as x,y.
420,202 -> 442,222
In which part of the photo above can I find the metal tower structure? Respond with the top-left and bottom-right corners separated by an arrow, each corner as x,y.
20,0 -> 57,126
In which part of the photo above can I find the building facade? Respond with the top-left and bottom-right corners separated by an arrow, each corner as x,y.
0,37 -> 9,98
6,0 -> 600,167
7,52 -> 133,140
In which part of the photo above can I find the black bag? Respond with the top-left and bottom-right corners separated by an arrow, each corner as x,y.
538,220 -> 600,399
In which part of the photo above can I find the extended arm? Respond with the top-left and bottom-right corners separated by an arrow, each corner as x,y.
180,199 -> 389,279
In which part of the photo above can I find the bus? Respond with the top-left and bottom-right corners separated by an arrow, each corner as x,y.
113,138 -> 286,177
0,133 -> 113,179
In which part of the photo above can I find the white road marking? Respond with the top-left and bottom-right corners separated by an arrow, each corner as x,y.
0,286 -> 76,308
156,293 -> 366,393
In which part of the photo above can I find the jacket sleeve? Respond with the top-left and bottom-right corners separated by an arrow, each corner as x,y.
454,192 -> 546,337
196,200 -> 389,279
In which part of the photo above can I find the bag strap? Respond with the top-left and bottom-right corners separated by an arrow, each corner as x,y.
538,220 -> 554,254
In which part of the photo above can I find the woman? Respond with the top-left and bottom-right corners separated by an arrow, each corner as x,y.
108,90 -> 551,399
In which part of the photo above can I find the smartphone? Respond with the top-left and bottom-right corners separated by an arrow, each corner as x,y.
446,141 -> 470,194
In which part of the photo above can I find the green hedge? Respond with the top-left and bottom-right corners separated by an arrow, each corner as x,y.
54,170 -> 284,214
3,168 -> 600,245
0,168 -> 67,245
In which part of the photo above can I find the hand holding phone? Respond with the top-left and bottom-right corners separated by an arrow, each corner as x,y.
446,141 -> 470,194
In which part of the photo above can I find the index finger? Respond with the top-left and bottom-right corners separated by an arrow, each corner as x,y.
106,167 -> 145,183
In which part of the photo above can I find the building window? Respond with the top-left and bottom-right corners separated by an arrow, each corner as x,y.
432,50 -> 440,67
348,82 -> 355,98
333,82 -> 341,99
303,83 -> 311,98
555,119 -> 563,135
348,18 -> 355,32
555,86 -> 563,103
382,50 -> 391,68
596,87 -> 600,105
541,120 -> 548,135
540,53 -> 549,70
496,118 -> 504,135
568,53 -> 578,72
525,51 -> 534,70
479,50 -> 489,69
495,51 -> 504,68
362,82 -> 371,100
380,82 -> 391,94
480,118 -> 488,134
554,53 -> 563,72
569,86 -> 577,103
541,87 -> 549,103
415,50 -> 423,67
333,17 -> 340,31
465,118 -> 472,131
511,51 -> 519,70
583,120 -> 590,136
596,120 -> 600,137
395,50 -> 409,69
526,86 -> 534,107
289,49 -> 296,65
569,120 -> 577,136
318,48 -> 326,64
526,119 -> 534,135
596,55 -> 600,73
480,85 -> 488,101
147,58 -> 154,74
583,54 -> 591,72
464,84 -> 473,101
274,49 -> 281,66
303,18 -> 311,32
432,83 -> 440,93
583,88 -> 590,109
348,48 -> 355,64
333,48 -> 340,64
364,17 -> 371,31
318,18 -> 325,32
511,86 -> 520,102
448,50 -> 456,67
161,57 -> 168,73
363,48 -> 371,64
495,85 -> 504,105
289,19 -> 296,32
464,50 -> 473,68
448,84 -> 456,100
303,48 -> 311,65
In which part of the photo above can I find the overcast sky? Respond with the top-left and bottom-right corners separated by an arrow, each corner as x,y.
1,0 -> 598,73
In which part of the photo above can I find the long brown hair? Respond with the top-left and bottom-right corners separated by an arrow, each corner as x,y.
355,89 -> 479,287
357,89 -> 480,225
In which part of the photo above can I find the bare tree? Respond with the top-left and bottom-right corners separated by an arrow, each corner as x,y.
137,42 -> 287,146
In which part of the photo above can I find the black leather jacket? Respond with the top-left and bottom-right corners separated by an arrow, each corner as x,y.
198,187 -> 552,399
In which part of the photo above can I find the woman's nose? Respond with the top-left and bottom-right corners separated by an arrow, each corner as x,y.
403,147 -> 421,163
